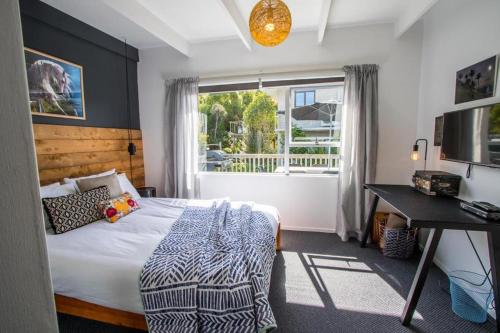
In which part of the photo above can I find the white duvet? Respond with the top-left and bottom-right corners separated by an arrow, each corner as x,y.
46,198 -> 280,314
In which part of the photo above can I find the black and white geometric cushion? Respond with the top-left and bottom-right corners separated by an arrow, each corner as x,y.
42,186 -> 111,234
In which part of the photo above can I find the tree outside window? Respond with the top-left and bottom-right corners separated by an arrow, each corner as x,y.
198,83 -> 342,174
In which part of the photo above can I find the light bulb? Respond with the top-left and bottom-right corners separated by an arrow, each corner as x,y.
264,23 -> 275,32
410,151 -> 420,161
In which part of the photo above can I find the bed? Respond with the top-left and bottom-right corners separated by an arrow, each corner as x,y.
35,124 -> 281,330
47,197 -> 281,330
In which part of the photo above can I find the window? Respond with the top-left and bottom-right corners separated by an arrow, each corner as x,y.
295,90 -> 315,107
198,82 -> 343,175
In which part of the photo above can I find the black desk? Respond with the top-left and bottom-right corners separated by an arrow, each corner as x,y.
361,184 -> 500,330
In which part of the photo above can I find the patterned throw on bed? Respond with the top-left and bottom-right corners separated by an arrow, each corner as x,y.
139,200 -> 277,333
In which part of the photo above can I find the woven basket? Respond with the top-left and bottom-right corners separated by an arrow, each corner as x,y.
371,212 -> 389,247
382,227 -> 417,259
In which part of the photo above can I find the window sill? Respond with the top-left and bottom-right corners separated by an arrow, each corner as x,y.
197,171 -> 339,179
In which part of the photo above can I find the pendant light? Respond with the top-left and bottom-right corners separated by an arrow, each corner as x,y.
249,0 -> 292,47
124,40 -> 136,157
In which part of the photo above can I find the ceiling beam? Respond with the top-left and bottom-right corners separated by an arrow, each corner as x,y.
395,0 -> 440,38
318,0 -> 334,45
218,0 -> 252,51
101,0 -> 190,56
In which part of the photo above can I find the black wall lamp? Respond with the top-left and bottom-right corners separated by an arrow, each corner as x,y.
123,39 -> 137,184
124,39 -> 136,157
410,138 -> 428,170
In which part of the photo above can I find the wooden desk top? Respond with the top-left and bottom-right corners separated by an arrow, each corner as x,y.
365,184 -> 500,232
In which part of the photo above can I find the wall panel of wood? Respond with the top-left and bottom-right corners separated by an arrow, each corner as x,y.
34,124 -> 145,187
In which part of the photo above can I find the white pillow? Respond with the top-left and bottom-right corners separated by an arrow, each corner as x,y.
41,183 -> 76,198
41,182 -> 61,189
40,183 -> 78,230
63,169 -> 116,190
117,173 -> 141,200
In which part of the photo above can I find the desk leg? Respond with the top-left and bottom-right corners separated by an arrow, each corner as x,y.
360,195 -> 379,248
487,231 -> 500,332
401,228 -> 443,326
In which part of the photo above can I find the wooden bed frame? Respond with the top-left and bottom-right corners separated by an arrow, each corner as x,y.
55,294 -> 148,330
33,124 -> 145,186
35,124 -> 282,330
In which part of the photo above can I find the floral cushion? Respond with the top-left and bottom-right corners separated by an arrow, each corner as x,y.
99,192 -> 140,223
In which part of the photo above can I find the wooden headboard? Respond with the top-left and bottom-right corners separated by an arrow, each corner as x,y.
33,124 -> 145,187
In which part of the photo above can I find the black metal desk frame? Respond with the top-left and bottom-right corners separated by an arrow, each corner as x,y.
360,184 -> 500,331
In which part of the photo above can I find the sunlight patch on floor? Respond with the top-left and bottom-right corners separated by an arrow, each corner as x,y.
281,251 -> 325,308
316,263 -> 424,320
305,253 -> 373,272
372,263 -> 403,288
281,251 -> 424,320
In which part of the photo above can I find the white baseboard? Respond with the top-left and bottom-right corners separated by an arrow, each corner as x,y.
418,243 -> 452,274
418,242 -> 451,273
281,225 -> 336,233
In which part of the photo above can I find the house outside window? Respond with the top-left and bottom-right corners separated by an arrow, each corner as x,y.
295,90 -> 315,107
198,81 -> 343,175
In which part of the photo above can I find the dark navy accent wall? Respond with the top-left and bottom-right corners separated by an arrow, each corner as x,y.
19,0 -> 140,129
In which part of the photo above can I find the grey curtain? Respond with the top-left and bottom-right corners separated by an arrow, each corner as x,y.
337,65 -> 378,242
164,77 -> 200,199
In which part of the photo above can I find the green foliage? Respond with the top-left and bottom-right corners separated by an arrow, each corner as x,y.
210,103 -> 226,141
243,92 -> 277,153
289,125 -> 337,154
199,91 -> 256,153
199,91 -> 337,156
289,125 -> 308,154
490,104 -> 500,135
231,162 -> 248,173
291,146 -> 337,154
199,90 -> 277,154
291,126 -> 305,139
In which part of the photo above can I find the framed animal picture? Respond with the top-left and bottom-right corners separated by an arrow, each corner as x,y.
455,55 -> 498,104
24,48 -> 86,120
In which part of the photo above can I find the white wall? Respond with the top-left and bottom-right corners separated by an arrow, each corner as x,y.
199,173 -> 337,232
138,23 -> 423,231
416,0 -> 500,281
0,0 -> 58,331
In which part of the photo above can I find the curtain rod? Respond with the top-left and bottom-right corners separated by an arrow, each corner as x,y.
199,68 -> 344,86
198,77 -> 345,93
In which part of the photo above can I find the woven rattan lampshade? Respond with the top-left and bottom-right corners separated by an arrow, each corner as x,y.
249,0 -> 291,47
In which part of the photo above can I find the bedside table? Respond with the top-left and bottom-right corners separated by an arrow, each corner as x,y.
137,186 -> 157,198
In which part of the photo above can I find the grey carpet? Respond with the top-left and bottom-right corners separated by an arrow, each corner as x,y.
58,230 -> 495,333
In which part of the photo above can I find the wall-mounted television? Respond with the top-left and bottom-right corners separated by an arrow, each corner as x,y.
441,103 -> 500,167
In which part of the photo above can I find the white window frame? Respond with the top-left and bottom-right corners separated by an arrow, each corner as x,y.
288,83 -> 343,146
198,81 -> 344,176
284,84 -> 343,174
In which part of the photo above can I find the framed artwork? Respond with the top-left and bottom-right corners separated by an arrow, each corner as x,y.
434,115 -> 443,146
24,48 -> 86,120
455,55 -> 498,104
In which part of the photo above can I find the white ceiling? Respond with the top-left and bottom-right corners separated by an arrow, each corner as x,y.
329,0 -> 408,27
41,0 -> 165,48
140,0 -> 237,43
41,0 -> 438,54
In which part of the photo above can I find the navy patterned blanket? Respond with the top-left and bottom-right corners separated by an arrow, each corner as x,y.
139,200 -> 277,333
